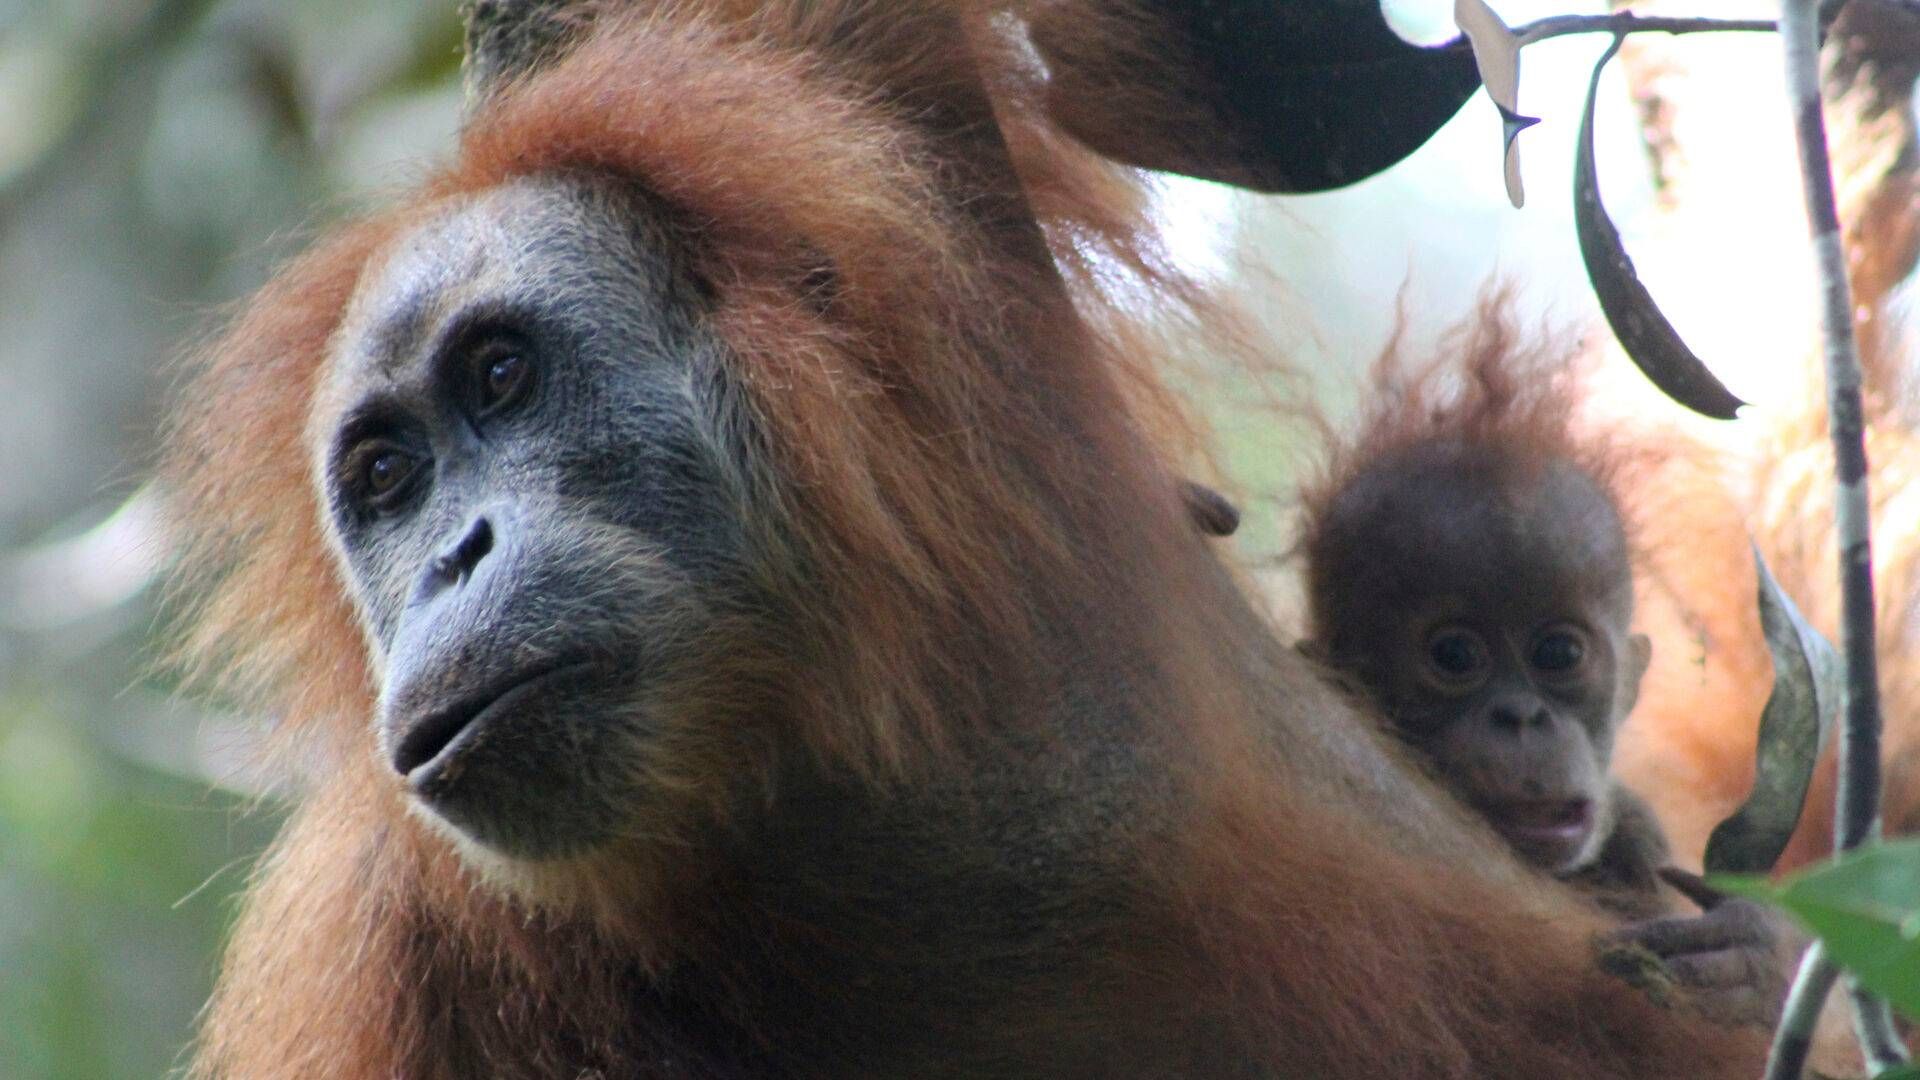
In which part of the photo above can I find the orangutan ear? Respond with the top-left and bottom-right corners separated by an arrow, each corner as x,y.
1620,632 -> 1653,715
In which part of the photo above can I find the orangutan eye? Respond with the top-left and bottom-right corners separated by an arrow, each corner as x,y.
1531,628 -> 1589,674
367,450 -> 414,494
472,339 -> 534,417
344,441 -> 425,514
1424,627 -> 1489,684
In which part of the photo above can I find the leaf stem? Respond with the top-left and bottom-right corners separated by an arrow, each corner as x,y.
1773,0 -> 1910,1073
1512,13 -> 1775,48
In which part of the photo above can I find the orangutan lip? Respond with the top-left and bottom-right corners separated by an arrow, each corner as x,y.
1487,799 -> 1593,846
395,661 -> 592,785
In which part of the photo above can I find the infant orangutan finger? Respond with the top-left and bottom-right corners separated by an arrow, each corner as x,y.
1687,988 -> 1778,1030
1664,948 -> 1758,990
1606,910 -> 1758,957
1657,866 -> 1729,911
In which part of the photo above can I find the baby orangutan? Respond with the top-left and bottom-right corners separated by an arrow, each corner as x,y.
1305,437 -> 1665,911
1297,314 -> 1795,1026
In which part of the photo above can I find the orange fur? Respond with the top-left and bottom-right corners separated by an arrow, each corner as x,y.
1297,295 -> 1658,580
164,3 -> 1770,1076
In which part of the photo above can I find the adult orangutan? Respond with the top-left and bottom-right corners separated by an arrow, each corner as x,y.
163,2 -> 1769,1076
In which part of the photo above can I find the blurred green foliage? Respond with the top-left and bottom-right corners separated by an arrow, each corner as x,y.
0,1 -> 463,1075
0,703 -> 280,1077
1718,838 -> 1920,1021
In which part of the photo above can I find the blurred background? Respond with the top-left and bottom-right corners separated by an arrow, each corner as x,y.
0,0 -> 1802,1075
0,1 -> 465,1074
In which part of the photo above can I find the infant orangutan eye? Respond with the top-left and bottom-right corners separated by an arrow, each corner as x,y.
1425,626 -> 1489,686
1530,628 -> 1588,674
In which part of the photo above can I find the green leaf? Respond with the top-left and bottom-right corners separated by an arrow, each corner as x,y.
1701,871 -> 1780,905
1731,840 -> 1920,1018
1872,1066 -> 1920,1080
1574,34 -> 1747,420
1703,546 -> 1840,875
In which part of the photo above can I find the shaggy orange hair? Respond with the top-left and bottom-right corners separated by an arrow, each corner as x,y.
1297,296 -> 1653,582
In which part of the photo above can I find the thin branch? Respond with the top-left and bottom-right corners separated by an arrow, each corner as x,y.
1774,0 -> 1911,1073
1513,12 -> 1775,47
1848,980 -> 1910,1075
1763,944 -> 1842,1080
462,0 -> 594,112
1782,0 -> 1886,922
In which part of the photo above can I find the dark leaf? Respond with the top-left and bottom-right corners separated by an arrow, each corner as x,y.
1703,545 -> 1840,874
1575,35 -> 1747,420
1034,0 -> 1483,193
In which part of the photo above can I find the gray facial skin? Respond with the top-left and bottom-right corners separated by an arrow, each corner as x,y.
311,176 -> 753,861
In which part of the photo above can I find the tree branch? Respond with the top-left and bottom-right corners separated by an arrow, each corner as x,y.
1513,12 -> 1775,47
461,0 -> 596,112
1849,980 -> 1911,1075
1772,0 -> 1910,1072
1763,944 -> 1842,1080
